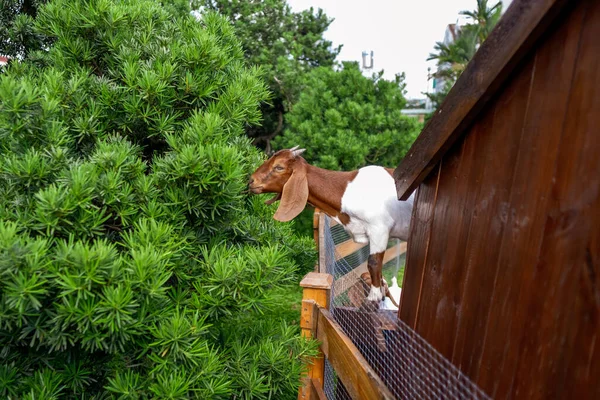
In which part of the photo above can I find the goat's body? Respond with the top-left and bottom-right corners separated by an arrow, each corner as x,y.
249,149 -> 414,304
338,166 -> 414,254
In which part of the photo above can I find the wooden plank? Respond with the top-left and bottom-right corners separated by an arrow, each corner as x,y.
411,98 -> 497,359
395,107 -> 490,398
333,242 -> 407,295
313,208 -> 322,272
413,45 -> 534,358
313,208 -> 321,248
508,1 -> 599,398
427,53 -> 530,396
300,300 -> 318,337
579,219 -> 600,400
299,273 -> 332,400
393,0 -> 574,200
470,2 -> 589,398
398,164 -> 440,327
446,20 -> 572,384
318,211 -> 327,273
301,272 -> 334,292
298,302 -> 321,400
334,238 -> 368,261
317,308 -> 395,400
309,378 -> 327,400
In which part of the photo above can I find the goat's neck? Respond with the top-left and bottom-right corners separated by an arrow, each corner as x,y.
305,164 -> 356,222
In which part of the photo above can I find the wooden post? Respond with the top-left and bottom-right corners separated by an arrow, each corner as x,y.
317,211 -> 327,273
312,208 -> 324,273
313,208 -> 321,249
298,272 -> 333,400
312,208 -> 328,274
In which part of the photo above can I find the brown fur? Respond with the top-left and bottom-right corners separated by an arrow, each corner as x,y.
367,252 -> 384,288
249,148 -> 390,305
249,149 -> 357,223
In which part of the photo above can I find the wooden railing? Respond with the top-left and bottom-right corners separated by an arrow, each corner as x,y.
313,209 -> 406,274
298,209 -> 406,400
299,273 -> 395,400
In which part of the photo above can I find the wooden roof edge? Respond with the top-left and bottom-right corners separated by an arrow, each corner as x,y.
393,0 -> 573,200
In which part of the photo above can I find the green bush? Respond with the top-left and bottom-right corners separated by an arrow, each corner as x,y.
0,0 -> 317,398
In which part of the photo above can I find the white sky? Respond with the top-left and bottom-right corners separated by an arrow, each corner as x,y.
287,0 -> 510,99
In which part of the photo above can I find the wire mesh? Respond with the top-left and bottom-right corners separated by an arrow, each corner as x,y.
320,215 -> 491,400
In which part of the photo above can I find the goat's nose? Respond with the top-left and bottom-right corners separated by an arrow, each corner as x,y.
248,177 -> 254,185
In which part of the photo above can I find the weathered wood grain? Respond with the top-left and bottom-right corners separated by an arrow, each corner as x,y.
317,308 -> 395,400
412,96 -> 500,359
309,378 -> 327,400
509,1 -> 599,397
299,273 -> 332,400
393,0 -> 574,200
397,0 -> 599,399
398,165 -> 440,327
476,2 -> 588,397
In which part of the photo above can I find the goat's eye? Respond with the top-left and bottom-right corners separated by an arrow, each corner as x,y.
274,165 -> 284,171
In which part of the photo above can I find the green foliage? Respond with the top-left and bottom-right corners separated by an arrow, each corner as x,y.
275,62 -> 422,171
459,0 -> 502,44
197,0 -> 341,152
0,0 -> 317,397
428,26 -> 478,82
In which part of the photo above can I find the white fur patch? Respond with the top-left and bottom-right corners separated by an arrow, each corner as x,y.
340,166 -> 414,253
367,285 -> 383,302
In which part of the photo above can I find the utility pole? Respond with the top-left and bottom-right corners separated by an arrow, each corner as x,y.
361,50 -> 374,74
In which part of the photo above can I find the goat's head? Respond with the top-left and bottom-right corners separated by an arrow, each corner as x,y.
249,146 -> 307,222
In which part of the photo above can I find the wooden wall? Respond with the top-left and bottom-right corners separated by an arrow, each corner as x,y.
399,0 -> 599,398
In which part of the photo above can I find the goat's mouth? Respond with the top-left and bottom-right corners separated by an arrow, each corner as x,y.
265,193 -> 281,205
248,186 -> 281,204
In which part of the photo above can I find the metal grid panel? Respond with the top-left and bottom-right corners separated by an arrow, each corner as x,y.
321,215 -> 491,400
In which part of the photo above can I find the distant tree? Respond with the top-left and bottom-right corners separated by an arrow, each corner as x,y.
426,0 -> 502,108
428,26 -> 478,82
0,0 -> 317,397
197,0 -> 341,153
0,0 -> 49,59
275,62 -> 421,171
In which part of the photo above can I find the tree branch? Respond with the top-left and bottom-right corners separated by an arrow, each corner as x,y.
253,110 -> 283,154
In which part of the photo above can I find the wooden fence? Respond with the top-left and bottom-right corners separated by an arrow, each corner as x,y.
298,209 -> 405,400
299,273 -> 396,400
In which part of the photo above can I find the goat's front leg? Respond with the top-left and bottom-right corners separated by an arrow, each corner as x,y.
366,251 -> 385,302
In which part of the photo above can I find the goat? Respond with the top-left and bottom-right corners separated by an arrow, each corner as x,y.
249,146 -> 414,303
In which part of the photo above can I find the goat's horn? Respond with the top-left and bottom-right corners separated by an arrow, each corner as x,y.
291,147 -> 305,157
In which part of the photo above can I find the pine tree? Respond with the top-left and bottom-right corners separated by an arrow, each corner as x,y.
0,0 -> 317,398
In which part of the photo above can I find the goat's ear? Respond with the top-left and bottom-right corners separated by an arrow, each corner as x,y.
274,164 -> 308,222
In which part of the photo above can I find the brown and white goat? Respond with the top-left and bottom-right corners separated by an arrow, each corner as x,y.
249,147 -> 414,304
